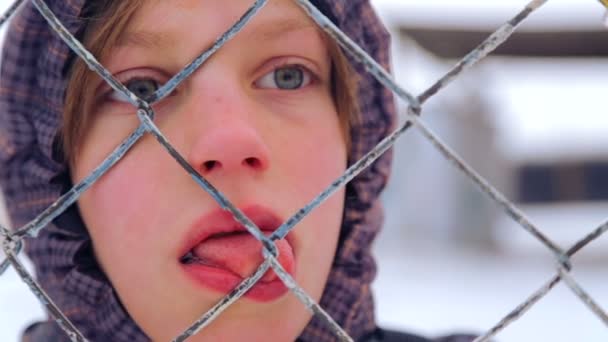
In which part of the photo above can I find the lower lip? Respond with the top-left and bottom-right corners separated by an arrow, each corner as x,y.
181,263 -> 289,302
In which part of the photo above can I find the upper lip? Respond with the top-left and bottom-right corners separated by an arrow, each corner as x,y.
178,204 -> 293,260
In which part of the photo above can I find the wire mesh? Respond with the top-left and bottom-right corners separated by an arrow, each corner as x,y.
0,0 -> 607,341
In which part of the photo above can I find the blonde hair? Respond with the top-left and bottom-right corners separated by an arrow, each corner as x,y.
62,1 -> 358,165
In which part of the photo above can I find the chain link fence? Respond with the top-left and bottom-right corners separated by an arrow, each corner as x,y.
1,0 -> 607,341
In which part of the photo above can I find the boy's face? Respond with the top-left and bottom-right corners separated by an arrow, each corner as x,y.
72,0 -> 347,340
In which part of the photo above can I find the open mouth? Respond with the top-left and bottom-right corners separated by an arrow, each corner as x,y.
180,230 -> 295,281
180,231 -> 246,266
180,250 -> 210,265
179,207 -> 296,302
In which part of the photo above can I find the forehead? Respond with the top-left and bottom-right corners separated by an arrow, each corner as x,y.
119,0 -> 322,50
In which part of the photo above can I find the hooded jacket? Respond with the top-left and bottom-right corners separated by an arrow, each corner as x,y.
0,1 -> 473,341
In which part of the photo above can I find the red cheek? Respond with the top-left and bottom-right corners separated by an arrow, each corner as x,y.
282,138 -> 346,200
84,156 -> 168,240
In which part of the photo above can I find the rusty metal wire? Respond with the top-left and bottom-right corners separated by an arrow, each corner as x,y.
0,0 -> 607,341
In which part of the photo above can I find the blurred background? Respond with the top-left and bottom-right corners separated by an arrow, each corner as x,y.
371,0 -> 608,341
1,0 -> 607,341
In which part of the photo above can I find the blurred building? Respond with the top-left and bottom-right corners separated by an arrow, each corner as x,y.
373,0 -> 608,259
367,3 -> 608,341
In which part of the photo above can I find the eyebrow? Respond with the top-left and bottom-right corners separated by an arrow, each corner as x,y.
116,17 -> 317,51
116,30 -> 174,50
251,17 -> 317,42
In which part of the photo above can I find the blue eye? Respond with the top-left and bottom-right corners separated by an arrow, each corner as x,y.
110,78 -> 160,102
256,66 -> 312,90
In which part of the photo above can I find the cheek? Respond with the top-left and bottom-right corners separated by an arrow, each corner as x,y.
281,125 -> 347,200
273,109 -> 347,299
267,95 -> 347,194
294,187 -> 345,302
86,164 -> 150,218
74,138 -> 177,268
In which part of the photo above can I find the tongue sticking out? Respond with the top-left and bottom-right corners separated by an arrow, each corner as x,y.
191,232 -> 295,282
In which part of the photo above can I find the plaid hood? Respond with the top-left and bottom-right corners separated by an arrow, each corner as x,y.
0,0 -> 395,341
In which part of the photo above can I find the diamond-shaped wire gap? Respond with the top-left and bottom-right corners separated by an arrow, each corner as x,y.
137,98 -> 286,339
0,121 -> 146,338
407,111 -> 608,330
406,113 -> 564,257
31,0 -> 277,252
136,110 -> 277,255
271,0 -> 551,243
1,238 -> 87,342
0,127 -> 144,339
35,0 -> 285,254
473,220 -> 608,341
13,126 -> 147,239
1,125 -> 145,338
0,0 -> 25,29
138,109 -> 345,339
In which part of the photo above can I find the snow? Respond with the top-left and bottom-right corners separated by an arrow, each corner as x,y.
372,235 -> 608,342
0,257 -> 45,341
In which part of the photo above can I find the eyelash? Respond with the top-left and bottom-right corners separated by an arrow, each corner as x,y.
102,61 -> 319,105
98,69 -> 169,104
254,63 -> 317,90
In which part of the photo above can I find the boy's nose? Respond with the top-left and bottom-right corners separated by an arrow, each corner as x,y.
188,123 -> 271,176
184,78 -> 271,177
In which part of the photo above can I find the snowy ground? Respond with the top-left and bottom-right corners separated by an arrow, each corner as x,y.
0,255 -> 45,341
372,233 -> 608,342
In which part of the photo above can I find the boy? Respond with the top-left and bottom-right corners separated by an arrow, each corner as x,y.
1,0 -> 474,341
